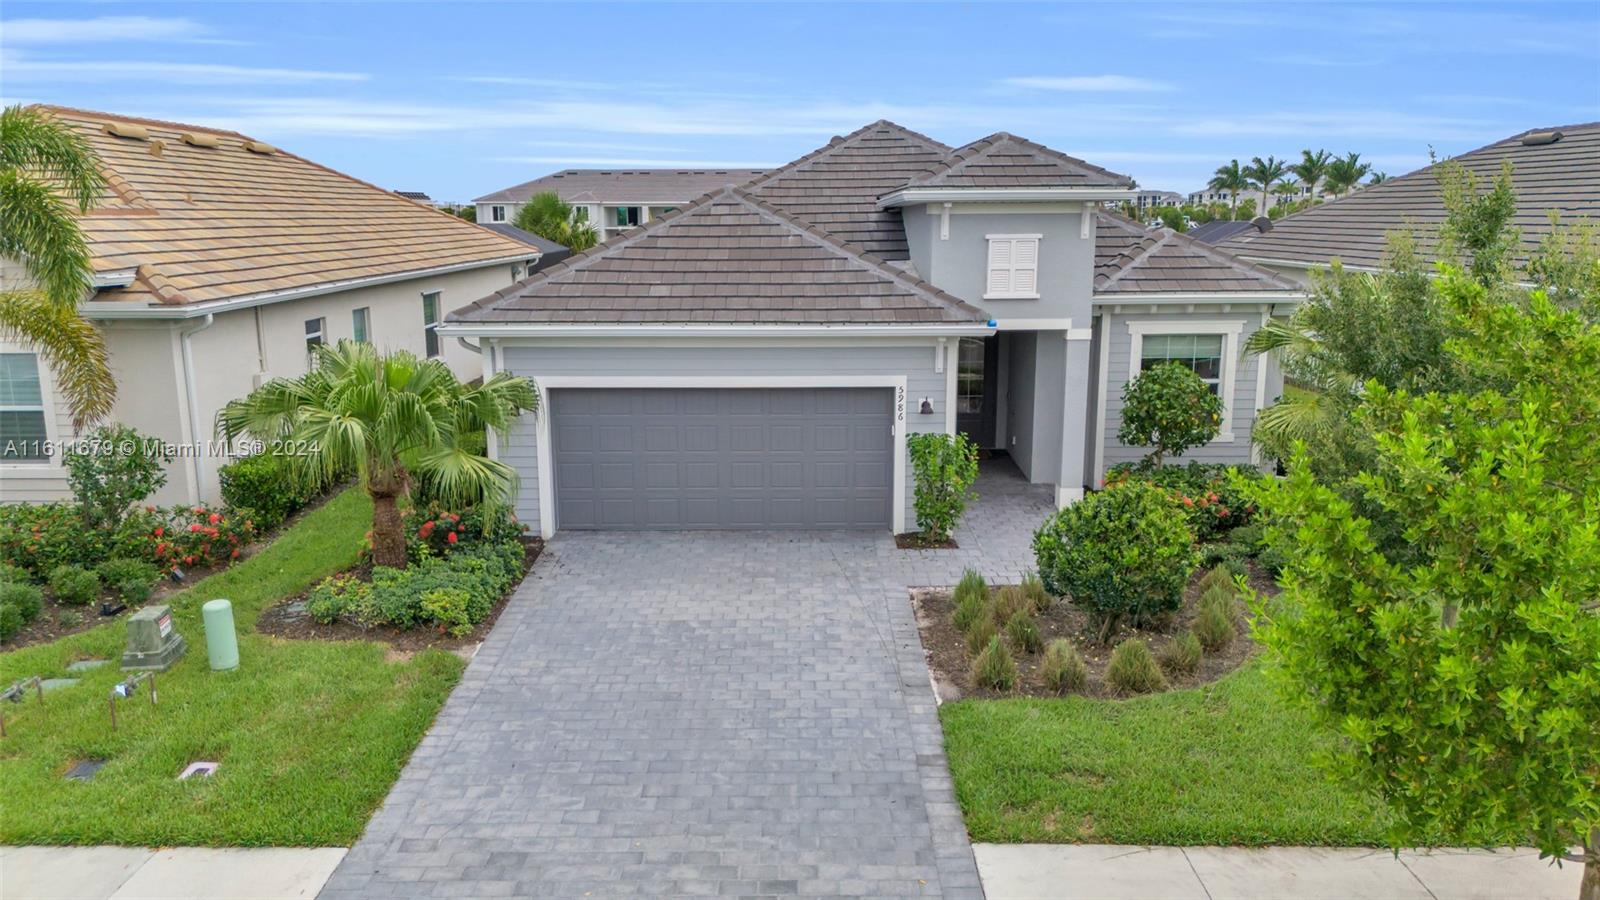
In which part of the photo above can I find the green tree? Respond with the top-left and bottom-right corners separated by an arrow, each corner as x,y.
217,340 -> 538,568
1118,363 -> 1223,465
1208,159 -> 1248,210
1436,160 -> 1519,287
1244,155 -> 1289,212
1291,149 -> 1333,199
906,431 -> 979,543
1367,171 -> 1388,185
1248,271 -> 1600,896
0,105 -> 117,426
512,191 -> 599,252
1322,152 -> 1372,196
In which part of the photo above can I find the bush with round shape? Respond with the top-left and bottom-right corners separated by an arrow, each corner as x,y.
1106,639 -> 1167,694
1106,461 -> 1261,542
0,581 -> 44,622
58,609 -> 83,628
1159,631 -> 1203,675
96,558 -> 158,590
971,635 -> 1018,691
1005,612 -> 1042,653
117,578 -> 152,606
48,565 -> 100,606
1033,480 -> 1198,639
966,615 -> 998,655
218,453 -> 317,532
420,587 -> 479,637
64,425 -> 171,530
1194,599 -> 1236,652
0,562 -> 31,585
1021,570 -> 1051,612
1199,565 -> 1240,596
0,603 -> 22,642
1041,640 -> 1088,693
1117,363 -> 1224,466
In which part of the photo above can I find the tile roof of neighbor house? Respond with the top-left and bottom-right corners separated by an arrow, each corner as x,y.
1186,219 -> 1261,244
1221,122 -> 1600,271
903,132 -> 1133,189
473,169 -> 769,205
394,190 -> 432,202
479,223 -> 568,255
37,105 -> 535,307
448,186 -> 988,326
1093,213 -> 1300,295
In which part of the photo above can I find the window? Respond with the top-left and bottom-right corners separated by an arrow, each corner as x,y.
984,234 -> 1041,299
490,205 -> 506,222
351,307 -> 370,343
511,263 -> 523,281
1126,320 -> 1245,443
956,337 -> 985,414
422,292 -> 441,358
569,204 -> 589,222
304,317 -> 325,360
0,353 -> 49,462
603,205 -> 641,238
1139,334 -> 1225,395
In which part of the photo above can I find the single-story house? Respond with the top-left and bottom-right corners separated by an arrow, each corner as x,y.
1,106 -> 543,506
474,168 -> 768,240
1222,122 -> 1600,281
479,224 -> 572,272
443,122 -> 1302,537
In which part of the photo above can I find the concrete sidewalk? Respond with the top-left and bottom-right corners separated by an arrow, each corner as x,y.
0,846 -> 346,900
975,844 -> 1581,900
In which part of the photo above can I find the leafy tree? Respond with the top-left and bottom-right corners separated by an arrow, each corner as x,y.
1367,171 -> 1388,185
1153,206 -> 1187,232
217,340 -> 538,568
1244,155 -> 1288,211
906,431 -> 979,543
65,425 -> 172,530
512,190 -> 598,251
1436,160 -> 1519,287
1291,149 -> 1333,199
1322,152 -> 1372,196
1232,198 -> 1258,221
1208,159 -> 1248,210
1248,270 -> 1600,895
0,104 -> 116,426
1118,363 -> 1223,465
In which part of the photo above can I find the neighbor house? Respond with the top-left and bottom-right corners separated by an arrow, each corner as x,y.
442,122 -> 1302,537
0,106 -> 543,506
475,168 -> 768,240
1221,123 -> 1600,282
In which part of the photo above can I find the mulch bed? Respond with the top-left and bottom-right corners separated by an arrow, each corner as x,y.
255,538 -> 543,654
895,532 -> 958,550
913,563 -> 1280,701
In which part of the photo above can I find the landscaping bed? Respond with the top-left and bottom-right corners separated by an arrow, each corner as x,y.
894,532 -> 957,550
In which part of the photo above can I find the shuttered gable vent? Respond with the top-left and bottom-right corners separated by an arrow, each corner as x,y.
985,235 -> 1041,298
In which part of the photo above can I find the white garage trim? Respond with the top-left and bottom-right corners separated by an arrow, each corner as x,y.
529,375 -> 909,538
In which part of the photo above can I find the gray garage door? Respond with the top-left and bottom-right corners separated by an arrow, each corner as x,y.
551,388 -> 893,530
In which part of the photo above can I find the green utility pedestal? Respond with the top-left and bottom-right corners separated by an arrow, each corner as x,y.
202,599 -> 239,672
122,605 -> 186,671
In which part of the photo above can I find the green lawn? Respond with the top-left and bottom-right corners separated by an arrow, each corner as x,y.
940,663 -> 1391,846
0,490 -> 465,847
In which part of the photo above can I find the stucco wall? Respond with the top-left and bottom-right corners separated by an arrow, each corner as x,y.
494,339 -> 952,534
902,204 -> 1096,324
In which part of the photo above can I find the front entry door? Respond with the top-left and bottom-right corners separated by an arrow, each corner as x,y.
955,336 -> 998,447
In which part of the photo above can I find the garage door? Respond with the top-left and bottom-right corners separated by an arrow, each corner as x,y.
551,388 -> 893,530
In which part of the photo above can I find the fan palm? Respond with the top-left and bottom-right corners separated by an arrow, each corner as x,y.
1322,152 -> 1372,196
1244,155 -> 1289,211
513,190 -> 600,252
1368,171 -> 1389,186
217,340 -> 539,567
1290,149 -> 1332,199
0,104 -> 116,426
1208,159 -> 1248,210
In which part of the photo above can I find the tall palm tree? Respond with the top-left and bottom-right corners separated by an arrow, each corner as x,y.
1322,152 -> 1373,196
513,190 -> 599,252
1209,159 -> 1248,210
1245,155 -> 1289,212
0,104 -> 116,426
217,341 -> 539,567
1291,149 -> 1333,199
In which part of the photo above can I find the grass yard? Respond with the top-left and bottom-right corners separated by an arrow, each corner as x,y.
0,489 -> 465,847
940,662 -> 1391,846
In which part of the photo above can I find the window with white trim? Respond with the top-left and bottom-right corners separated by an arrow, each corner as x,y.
304,317 -> 326,361
490,205 -> 506,222
1125,320 -> 1245,443
1139,334 -> 1224,396
984,234 -> 1041,299
0,352 -> 49,462
422,291 -> 441,358
351,307 -> 370,344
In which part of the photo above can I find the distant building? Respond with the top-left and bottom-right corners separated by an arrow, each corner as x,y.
475,169 -> 768,241
1130,190 -> 1183,211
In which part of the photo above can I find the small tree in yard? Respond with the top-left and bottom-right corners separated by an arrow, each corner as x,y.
218,341 -> 538,568
906,432 -> 979,544
1118,362 -> 1223,465
65,425 -> 172,529
1249,271 -> 1600,897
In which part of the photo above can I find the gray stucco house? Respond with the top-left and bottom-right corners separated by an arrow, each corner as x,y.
442,122 -> 1301,537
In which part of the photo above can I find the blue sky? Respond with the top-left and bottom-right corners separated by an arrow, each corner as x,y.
3,2 -> 1597,203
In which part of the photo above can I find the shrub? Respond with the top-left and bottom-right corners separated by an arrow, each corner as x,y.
1195,598 -> 1236,652
1021,570 -> 1051,612
965,615 -> 998,655
1159,631 -> 1203,675
1106,639 -> 1167,694
0,562 -> 31,584
48,565 -> 100,606
0,581 -> 44,621
0,503 -> 110,578
420,587 -> 479,637
1117,363 -> 1223,465
96,558 -> 158,590
952,568 -> 987,608
305,537 -> 523,632
1201,545 -> 1251,578
1033,480 -> 1198,639
1199,565 -> 1240,596
906,432 -> 980,543
58,609 -> 82,628
64,425 -> 172,530
1041,640 -> 1088,693
0,603 -> 22,642
991,584 -> 1030,626
1005,612 -> 1042,653
131,505 -> 256,572
1106,461 -> 1261,541
403,503 -> 517,563
306,574 -> 368,625
219,453 -> 316,531
971,635 -> 1018,691
952,590 -> 989,635
117,578 -> 152,605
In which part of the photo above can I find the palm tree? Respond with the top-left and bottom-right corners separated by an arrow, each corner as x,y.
1367,171 -> 1389,186
513,190 -> 600,252
217,341 -> 539,568
1209,159 -> 1249,210
1244,155 -> 1289,212
1291,149 -> 1333,200
1322,152 -> 1372,196
0,105 -> 116,426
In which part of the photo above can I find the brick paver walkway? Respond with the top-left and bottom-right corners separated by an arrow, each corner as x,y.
321,460 -> 1052,899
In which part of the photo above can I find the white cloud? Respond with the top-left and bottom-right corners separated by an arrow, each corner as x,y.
1000,75 -> 1174,93
451,76 -> 622,91
1170,111 -> 1501,143
525,139 -> 694,153
494,156 -> 780,168
1,56 -> 368,85
0,15 -> 211,44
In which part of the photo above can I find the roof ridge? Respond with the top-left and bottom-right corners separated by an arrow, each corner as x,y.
1095,211 -> 1300,292
742,120 -> 951,194
1096,223 -> 1170,290
33,104 -> 250,139
908,131 -> 1134,189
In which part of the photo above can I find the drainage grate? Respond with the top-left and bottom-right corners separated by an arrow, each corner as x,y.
65,759 -> 107,781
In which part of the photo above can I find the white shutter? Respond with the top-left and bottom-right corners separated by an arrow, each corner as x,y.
987,238 -> 1013,295
985,236 -> 1040,298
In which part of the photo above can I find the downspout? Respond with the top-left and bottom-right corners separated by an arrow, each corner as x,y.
178,314 -> 215,505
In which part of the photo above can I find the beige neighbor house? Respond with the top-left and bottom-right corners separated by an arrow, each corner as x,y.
0,106 -> 542,506
475,168 -> 768,241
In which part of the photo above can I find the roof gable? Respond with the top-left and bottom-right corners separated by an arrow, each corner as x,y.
1095,213 -> 1299,295
905,132 -> 1134,190
449,185 -> 988,326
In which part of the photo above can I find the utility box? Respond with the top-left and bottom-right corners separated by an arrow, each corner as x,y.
122,604 -> 186,671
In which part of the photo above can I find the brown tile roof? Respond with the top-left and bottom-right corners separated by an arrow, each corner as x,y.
38,105 -> 534,306
1094,213 -> 1300,295
903,132 -> 1133,189
448,186 -> 988,326
1221,122 -> 1600,271
743,120 -> 952,260
474,168 -> 769,205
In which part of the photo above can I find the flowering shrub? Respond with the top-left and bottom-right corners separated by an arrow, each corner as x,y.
306,537 -> 523,634
125,505 -> 256,572
2,502 -> 256,578
1106,461 -> 1261,542
0,503 -> 112,578
402,503 -> 519,563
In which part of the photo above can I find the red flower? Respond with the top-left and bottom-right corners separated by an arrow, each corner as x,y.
1182,496 -> 1195,508
189,523 -> 203,532
156,542 -> 168,553
209,513 -> 221,525
446,531 -> 458,544
154,526 -> 164,537
192,506 -> 205,515
449,513 -> 460,523
231,548 -> 240,559
184,555 -> 195,565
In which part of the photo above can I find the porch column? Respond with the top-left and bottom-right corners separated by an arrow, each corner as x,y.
1056,323 -> 1095,507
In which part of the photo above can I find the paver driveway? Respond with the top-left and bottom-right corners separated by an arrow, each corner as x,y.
322,462 -> 1050,899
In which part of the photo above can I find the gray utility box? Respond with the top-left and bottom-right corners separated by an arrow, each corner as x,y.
122,604 -> 186,671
